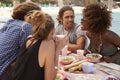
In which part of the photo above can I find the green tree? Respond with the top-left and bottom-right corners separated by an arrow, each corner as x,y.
0,0 -> 12,6
31,0 -> 40,3
20,0 -> 25,3
0,0 -> 12,4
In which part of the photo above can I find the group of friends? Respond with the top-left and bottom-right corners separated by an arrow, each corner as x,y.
0,1 -> 120,80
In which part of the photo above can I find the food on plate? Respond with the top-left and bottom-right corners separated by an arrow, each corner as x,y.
55,73 -> 63,80
60,56 -> 75,65
86,53 -> 102,58
86,53 -> 102,63
63,59 -> 87,70
69,53 -> 77,59
68,64 -> 82,72
55,71 -> 67,80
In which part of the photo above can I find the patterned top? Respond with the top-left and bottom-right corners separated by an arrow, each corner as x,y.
0,19 -> 32,77
55,23 -> 85,44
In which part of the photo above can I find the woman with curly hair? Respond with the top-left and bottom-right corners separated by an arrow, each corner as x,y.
81,3 -> 120,64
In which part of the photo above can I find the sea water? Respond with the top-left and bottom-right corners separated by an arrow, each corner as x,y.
111,11 -> 120,35
0,8 -> 120,36
52,12 -> 120,36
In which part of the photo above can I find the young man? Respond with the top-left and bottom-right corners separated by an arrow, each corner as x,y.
55,6 -> 86,52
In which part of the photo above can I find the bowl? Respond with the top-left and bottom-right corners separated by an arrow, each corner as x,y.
60,56 -> 75,65
86,53 -> 102,63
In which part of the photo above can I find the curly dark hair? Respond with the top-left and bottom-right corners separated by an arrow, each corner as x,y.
57,6 -> 74,23
82,3 -> 111,33
12,2 -> 41,20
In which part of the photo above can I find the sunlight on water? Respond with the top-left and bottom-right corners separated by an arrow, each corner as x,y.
0,7 -> 120,35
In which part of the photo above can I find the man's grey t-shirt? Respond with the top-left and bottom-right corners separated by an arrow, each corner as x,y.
55,23 -> 85,44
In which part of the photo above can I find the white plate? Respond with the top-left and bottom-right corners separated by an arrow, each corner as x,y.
60,55 -> 76,65
86,53 -> 102,62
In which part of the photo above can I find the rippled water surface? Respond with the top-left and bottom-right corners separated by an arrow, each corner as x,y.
0,7 -> 120,35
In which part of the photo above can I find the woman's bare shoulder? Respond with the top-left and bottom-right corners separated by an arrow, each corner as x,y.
41,40 -> 55,51
104,30 -> 119,39
38,40 -> 55,67
104,30 -> 120,46
39,40 -> 55,59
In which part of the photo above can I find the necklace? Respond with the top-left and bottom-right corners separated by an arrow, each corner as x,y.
98,34 -> 102,53
91,33 -> 102,53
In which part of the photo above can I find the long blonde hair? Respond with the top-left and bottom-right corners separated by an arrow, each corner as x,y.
28,10 -> 54,40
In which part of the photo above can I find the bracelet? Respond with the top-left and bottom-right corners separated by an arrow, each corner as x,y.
54,66 -> 58,70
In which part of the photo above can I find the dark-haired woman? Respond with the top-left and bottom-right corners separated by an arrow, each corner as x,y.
81,3 -> 120,64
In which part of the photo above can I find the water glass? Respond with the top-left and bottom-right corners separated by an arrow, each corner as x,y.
77,49 -> 84,61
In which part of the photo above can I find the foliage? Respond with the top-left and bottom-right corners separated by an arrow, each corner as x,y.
40,0 -> 56,4
0,0 -> 41,4
0,0 -> 13,7
31,0 -> 40,3
20,0 -> 25,3
0,0 -> 12,4
115,0 -> 120,1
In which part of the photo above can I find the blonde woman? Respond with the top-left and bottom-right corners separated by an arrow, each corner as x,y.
8,10 -> 68,80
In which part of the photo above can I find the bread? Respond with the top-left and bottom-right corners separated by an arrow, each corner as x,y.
63,59 -> 87,70
68,64 -> 82,72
